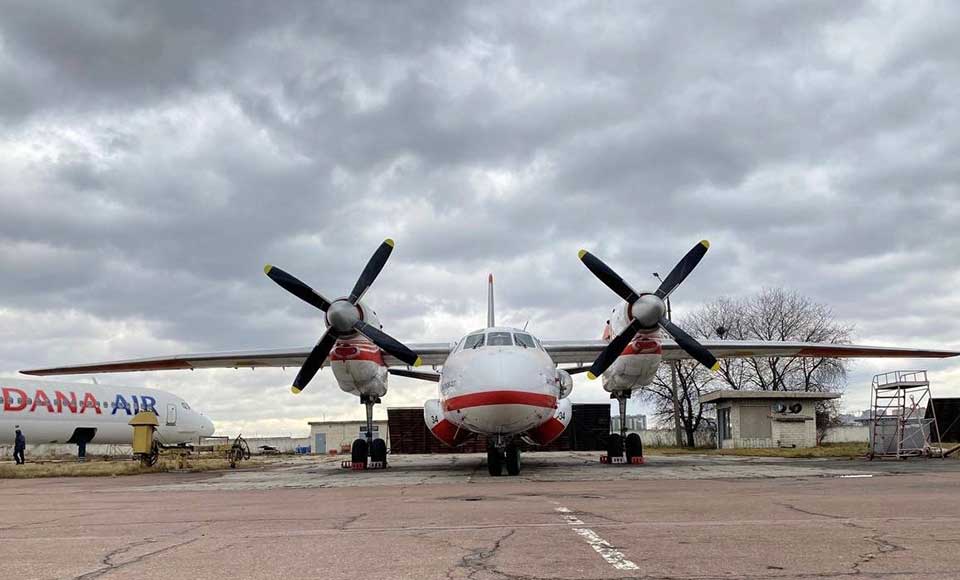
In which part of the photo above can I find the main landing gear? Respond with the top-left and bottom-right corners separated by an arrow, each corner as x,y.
602,391 -> 644,465
344,395 -> 389,470
487,438 -> 521,476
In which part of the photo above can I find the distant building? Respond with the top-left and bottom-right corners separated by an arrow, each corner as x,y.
611,414 -> 647,432
308,419 -> 389,454
840,409 -> 875,426
701,391 -> 841,449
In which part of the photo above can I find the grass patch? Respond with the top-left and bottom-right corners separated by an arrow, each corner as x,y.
646,442 -> 870,459
0,456 -> 267,479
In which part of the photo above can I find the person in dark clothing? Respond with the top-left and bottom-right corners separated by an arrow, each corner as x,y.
14,427 -> 25,465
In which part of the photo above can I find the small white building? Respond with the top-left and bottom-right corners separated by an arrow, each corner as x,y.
308,420 -> 389,454
701,391 -> 841,449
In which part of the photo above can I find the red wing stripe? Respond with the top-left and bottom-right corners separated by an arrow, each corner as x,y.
444,390 -> 557,412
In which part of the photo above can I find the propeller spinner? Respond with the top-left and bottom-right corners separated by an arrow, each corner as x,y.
578,240 -> 719,379
265,238 -> 422,394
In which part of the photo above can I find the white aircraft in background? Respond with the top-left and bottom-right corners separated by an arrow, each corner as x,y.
1,377 -> 214,458
22,239 -> 959,475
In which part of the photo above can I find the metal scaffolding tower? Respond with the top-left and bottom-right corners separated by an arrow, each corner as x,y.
869,370 -> 942,460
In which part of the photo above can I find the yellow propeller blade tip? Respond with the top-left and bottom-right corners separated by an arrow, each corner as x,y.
700,240 -> 710,249
413,356 -> 423,367
384,238 -> 395,248
290,386 -> 302,394
586,371 -> 597,380
264,264 -> 273,275
710,361 -> 720,372
578,249 -> 587,260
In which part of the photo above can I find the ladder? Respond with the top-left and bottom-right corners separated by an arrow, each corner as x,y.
869,370 -> 942,459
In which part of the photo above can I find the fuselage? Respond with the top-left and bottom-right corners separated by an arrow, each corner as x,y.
0,378 -> 214,446
438,326 -> 563,437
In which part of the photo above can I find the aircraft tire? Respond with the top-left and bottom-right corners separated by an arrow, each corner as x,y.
370,438 -> 388,465
351,438 -> 369,465
505,443 -> 521,476
625,433 -> 643,461
487,447 -> 503,476
607,433 -> 623,460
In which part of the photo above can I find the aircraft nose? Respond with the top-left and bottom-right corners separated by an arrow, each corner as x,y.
447,349 -> 556,433
200,416 -> 215,437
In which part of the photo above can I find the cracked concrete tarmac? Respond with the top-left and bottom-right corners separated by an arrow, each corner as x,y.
2,452 -> 960,579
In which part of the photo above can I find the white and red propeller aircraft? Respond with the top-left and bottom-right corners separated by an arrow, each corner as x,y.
22,239 -> 959,475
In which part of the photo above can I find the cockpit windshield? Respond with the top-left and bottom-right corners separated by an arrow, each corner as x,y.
487,332 -> 513,346
463,333 -> 485,349
514,332 -> 536,348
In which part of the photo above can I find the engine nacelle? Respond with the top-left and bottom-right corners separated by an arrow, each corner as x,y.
556,369 -> 573,399
424,399 -> 472,447
600,303 -> 663,392
330,336 -> 388,398
521,398 -> 572,446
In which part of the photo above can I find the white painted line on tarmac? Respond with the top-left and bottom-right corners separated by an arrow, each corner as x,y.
839,474 -> 873,478
572,527 -> 640,571
555,506 -> 638,571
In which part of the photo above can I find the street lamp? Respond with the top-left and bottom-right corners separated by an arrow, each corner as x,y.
653,272 -> 684,447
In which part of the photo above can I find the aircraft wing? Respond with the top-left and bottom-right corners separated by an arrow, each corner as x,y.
20,342 -> 454,376
541,339 -> 960,365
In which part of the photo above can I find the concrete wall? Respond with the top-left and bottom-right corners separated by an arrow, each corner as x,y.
0,443 -> 133,459
822,426 -> 869,443
624,429 -> 714,448
309,421 -> 389,453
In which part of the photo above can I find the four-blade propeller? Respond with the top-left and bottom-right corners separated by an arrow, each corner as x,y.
265,239 -> 421,394
578,240 -> 719,379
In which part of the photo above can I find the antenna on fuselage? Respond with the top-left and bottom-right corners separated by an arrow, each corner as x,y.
487,273 -> 495,328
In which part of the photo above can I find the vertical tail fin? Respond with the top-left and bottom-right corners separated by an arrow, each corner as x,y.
487,273 -> 495,328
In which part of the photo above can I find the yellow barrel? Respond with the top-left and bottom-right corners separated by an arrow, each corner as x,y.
129,411 -> 159,454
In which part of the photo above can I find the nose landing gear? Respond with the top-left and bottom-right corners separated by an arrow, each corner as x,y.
486,438 -> 522,476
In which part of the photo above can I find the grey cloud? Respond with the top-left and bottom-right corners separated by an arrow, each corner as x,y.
2,1 -> 959,434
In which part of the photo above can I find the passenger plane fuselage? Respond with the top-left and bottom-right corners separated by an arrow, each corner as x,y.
1,378 -> 214,447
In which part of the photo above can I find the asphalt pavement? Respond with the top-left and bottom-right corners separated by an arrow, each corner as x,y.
2,451 -> 960,579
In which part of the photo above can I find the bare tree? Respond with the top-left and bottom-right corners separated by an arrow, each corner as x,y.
643,359 -> 717,448
643,288 -> 853,447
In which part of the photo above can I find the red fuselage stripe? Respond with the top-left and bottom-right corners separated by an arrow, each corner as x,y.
443,390 -> 557,412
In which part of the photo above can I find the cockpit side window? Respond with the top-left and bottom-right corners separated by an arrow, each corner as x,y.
181,401 -> 191,410
487,332 -> 513,346
463,333 -> 485,349
514,332 -> 536,348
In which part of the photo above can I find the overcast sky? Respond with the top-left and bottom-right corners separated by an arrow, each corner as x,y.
1,1 -> 958,437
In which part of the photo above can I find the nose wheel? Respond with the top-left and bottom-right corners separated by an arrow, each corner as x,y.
487,439 -> 521,476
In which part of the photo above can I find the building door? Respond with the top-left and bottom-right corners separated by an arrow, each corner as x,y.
314,433 -> 326,454
166,403 -> 177,426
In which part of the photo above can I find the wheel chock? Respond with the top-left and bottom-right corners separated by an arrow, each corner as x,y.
599,455 -> 644,465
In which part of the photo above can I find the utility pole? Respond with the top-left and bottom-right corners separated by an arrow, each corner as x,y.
654,272 -> 684,447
